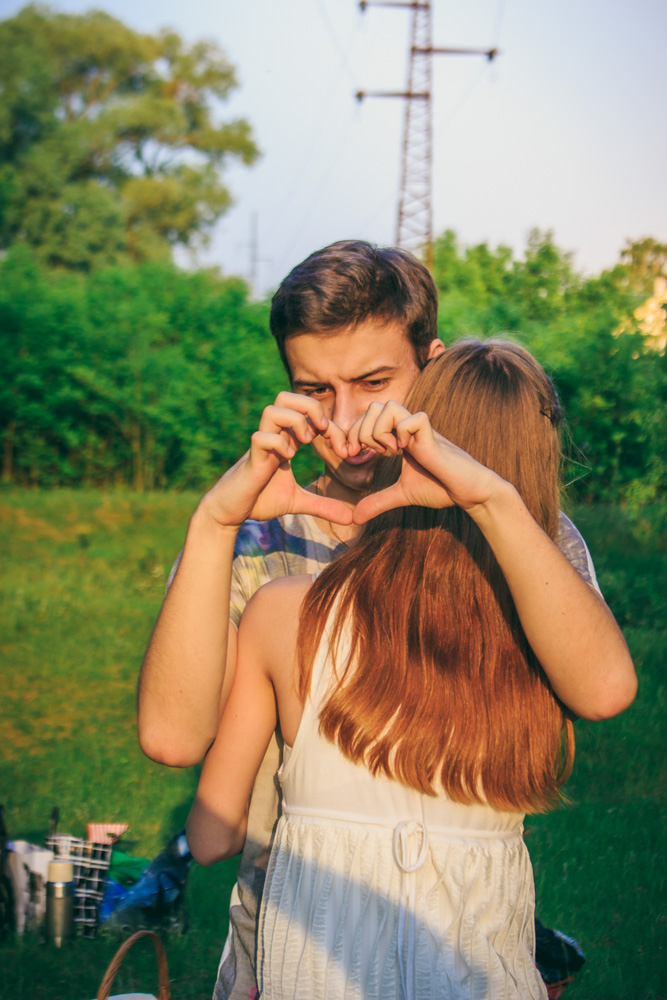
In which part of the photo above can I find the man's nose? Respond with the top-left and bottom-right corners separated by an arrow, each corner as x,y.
331,392 -> 361,434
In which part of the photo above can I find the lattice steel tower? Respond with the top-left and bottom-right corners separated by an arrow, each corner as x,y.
358,1 -> 498,269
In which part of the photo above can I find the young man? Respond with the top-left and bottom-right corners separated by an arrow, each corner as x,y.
138,241 -> 629,1000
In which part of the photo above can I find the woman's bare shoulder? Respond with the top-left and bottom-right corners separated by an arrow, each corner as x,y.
239,574 -> 312,653
246,574 -> 312,614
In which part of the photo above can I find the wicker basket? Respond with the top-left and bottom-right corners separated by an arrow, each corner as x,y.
94,930 -> 172,1000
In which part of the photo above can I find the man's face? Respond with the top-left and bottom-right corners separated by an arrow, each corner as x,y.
285,320 -> 444,498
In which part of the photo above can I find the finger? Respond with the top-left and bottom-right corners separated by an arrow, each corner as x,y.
249,431 -> 296,463
346,414 -> 364,457
393,411 -> 433,451
318,419 -> 349,460
259,405 -> 320,445
355,402 -> 390,453
361,400 -> 410,452
273,391 -> 329,432
367,401 -> 414,452
294,489 -> 354,525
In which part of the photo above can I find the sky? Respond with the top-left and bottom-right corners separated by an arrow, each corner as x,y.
2,0 -> 666,296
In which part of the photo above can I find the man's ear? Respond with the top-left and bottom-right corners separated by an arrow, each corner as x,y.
426,338 -> 445,361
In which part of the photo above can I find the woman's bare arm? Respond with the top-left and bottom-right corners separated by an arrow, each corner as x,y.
186,575 -> 309,865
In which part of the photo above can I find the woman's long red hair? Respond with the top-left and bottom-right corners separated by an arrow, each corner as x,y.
297,340 -> 574,814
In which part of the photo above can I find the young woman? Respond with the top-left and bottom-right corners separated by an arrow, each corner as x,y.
187,340 -> 636,1000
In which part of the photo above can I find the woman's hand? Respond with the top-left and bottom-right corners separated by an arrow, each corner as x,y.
198,392 -> 354,529
348,401 -> 502,523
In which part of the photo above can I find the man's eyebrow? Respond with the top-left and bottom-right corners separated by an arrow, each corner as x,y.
351,365 -> 397,382
292,365 -> 399,389
293,366 -> 398,387
292,377 -> 329,389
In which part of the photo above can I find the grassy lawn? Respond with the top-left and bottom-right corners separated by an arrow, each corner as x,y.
0,490 -> 664,999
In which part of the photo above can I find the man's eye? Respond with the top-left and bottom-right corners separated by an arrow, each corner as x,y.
305,386 -> 329,397
363,379 -> 390,389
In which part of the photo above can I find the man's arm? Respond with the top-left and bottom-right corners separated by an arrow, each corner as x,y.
467,483 -> 636,720
138,511 -> 240,766
352,402 -> 637,722
137,394 -> 351,767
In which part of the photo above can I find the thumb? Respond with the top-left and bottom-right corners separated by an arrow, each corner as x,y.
352,484 -> 407,524
295,489 -> 354,525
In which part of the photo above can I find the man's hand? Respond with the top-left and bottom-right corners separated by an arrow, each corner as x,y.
138,391 -> 353,767
348,401 -> 636,722
200,392 -> 354,528
347,401 -> 501,523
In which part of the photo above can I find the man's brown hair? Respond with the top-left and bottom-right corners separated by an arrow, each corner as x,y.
269,240 -> 438,375
297,339 -> 573,814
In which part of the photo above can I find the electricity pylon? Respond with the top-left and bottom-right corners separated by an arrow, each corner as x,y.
357,1 -> 498,269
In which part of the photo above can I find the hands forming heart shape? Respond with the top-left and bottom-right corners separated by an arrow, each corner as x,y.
204,393 -> 500,531
346,401 -> 500,523
251,394 -> 499,527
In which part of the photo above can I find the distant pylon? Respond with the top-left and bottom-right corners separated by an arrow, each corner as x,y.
398,2 -> 433,267
237,213 -> 271,299
357,0 -> 499,270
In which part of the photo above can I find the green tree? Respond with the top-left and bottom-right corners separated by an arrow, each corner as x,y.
618,237 -> 667,296
506,228 -> 580,324
432,230 -> 517,341
0,247 -> 286,490
0,245 -> 90,483
0,4 -> 259,269
430,230 -> 666,505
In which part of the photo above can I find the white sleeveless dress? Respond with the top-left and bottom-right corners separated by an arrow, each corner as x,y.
256,621 -> 547,1000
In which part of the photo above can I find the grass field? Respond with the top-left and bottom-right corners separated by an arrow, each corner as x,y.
0,490 -> 665,999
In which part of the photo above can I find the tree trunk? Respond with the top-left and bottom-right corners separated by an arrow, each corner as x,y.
145,429 -> 155,491
131,422 -> 144,492
2,421 -> 16,483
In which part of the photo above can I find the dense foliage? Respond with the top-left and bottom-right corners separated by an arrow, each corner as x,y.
433,230 -> 667,505
0,5 -> 258,269
0,246 -> 284,489
1,231 -> 665,501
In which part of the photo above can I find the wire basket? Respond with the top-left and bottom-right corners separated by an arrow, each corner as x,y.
46,834 -> 111,937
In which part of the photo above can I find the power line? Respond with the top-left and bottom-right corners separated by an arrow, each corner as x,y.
356,0 -> 500,268
269,60 -> 352,239
278,103 -> 360,266
312,0 -> 359,86
259,3 -> 364,264
491,0 -> 508,50
433,59 -> 491,141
